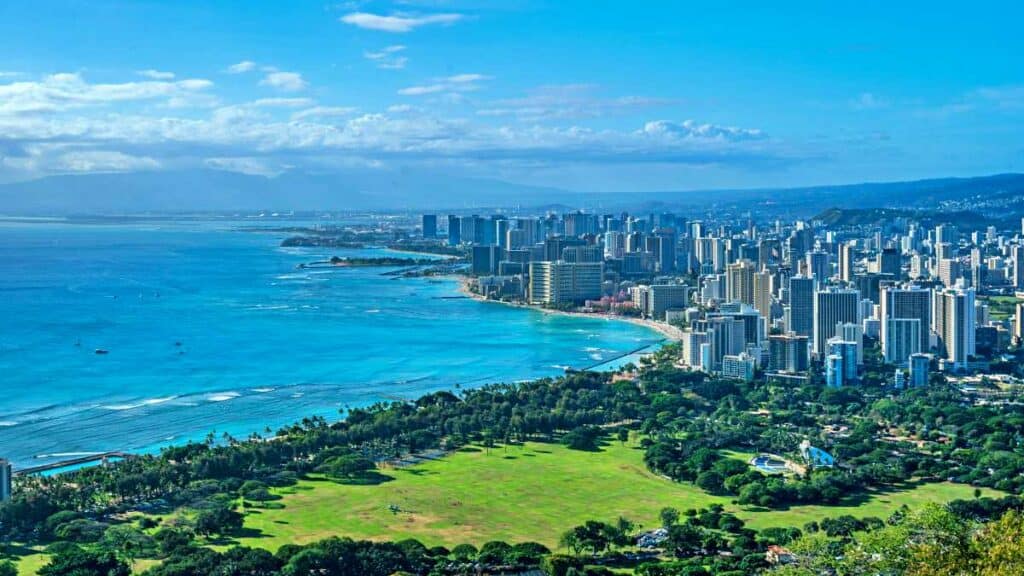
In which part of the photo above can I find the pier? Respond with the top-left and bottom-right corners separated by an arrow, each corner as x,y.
14,451 -> 130,477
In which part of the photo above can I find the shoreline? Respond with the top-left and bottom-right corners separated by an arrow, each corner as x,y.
455,276 -> 684,342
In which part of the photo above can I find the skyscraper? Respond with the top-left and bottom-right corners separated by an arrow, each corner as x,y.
814,287 -> 860,357
753,270 -> 774,322
934,285 -> 976,371
884,318 -> 922,366
447,215 -> 461,246
726,259 -> 756,305
421,214 -> 437,239
768,333 -> 809,373
527,262 -> 603,305
880,285 -> 932,354
806,250 -> 829,284
788,275 -> 815,337
838,241 -> 855,283
827,338 -> 859,383
1012,245 -> 1024,290
878,247 -> 901,278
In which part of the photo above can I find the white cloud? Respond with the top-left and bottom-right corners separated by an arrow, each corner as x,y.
226,61 -> 257,74
291,106 -> 359,121
398,73 -> 490,96
260,71 -> 307,92
639,120 -> 764,142
54,150 -> 160,173
0,72 -> 214,114
137,69 -> 175,80
364,45 -> 408,69
477,84 -> 675,121
340,12 -> 463,33
0,71 -> 791,181
205,156 -> 286,177
251,97 -> 314,108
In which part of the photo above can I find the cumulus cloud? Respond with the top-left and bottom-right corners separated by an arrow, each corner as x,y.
639,120 -> 764,142
364,45 -> 408,69
260,71 -> 307,92
0,70 -> 794,181
226,61 -> 257,74
340,12 -> 463,33
0,72 -> 214,114
398,73 -> 490,96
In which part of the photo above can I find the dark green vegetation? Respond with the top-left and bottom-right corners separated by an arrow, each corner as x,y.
6,345 -> 1024,574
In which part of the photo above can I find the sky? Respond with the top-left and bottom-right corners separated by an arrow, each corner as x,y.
0,0 -> 1022,192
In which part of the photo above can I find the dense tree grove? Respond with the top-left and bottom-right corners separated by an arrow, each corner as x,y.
6,345 -> 1024,573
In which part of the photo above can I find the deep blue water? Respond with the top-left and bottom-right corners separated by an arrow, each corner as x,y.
0,220 -> 660,469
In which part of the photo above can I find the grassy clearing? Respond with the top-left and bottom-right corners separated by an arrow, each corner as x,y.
232,441 -> 999,551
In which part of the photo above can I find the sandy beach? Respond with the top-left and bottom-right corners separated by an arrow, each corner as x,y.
456,277 -> 685,342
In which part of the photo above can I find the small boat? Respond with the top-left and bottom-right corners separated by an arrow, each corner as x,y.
94,349 -> 109,355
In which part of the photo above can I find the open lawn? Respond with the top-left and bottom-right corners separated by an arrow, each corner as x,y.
232,441 -> 1000,551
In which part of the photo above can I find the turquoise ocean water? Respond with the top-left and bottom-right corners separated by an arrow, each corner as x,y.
0,220 -> 660,469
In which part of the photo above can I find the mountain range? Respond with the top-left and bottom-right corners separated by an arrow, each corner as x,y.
1,169 -> 1022,217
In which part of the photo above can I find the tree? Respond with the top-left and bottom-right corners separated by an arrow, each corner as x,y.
194,506 -> 243,537
39,548 -> 130,576
660,507 -> 681,528
0,561 -> 15,576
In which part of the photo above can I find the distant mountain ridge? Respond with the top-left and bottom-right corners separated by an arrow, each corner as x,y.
0,169 -> 1022,216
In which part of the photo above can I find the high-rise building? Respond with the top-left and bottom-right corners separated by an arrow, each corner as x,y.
681,331 -> 709,367
422,214 -> 437,239
646,284 -> 690,321
495,218 -> 510,250
753,271 -> 774,322
835,322 -> 863,365
768,333 -> 809,373
806,250 -> 830,284
527,262 -> 603,305
825,354 -> 844,387
447,215 -> 461,246
938,258 -> 962,288
788,276 -> 815,337
880,285 -> 932,354
471,245 -> 502,275
934,286 -> 976,371
838,241 -> 855,282
827,338 -> 859,382
884,318 -> 922,366
1012,245 -> 1024,290
0,458 -> 10,502
722,353 -> 756,381
726,259 -> 756,305
909,353 -> 930,387
814,288 -> 861,357
702,316 -> 746,372
878,247 -> 901,278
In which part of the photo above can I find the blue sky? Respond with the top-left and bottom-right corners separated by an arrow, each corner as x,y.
0,0 -> 1021,192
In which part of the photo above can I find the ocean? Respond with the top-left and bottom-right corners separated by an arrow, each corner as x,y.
0,219 -> 661,469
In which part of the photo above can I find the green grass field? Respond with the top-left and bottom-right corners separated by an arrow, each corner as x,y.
231,441 -> 1000,551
